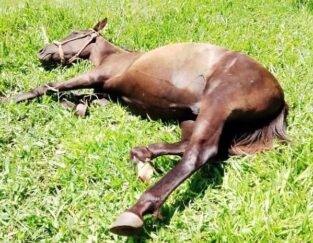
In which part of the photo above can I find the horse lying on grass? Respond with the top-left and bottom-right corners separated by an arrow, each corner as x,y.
8,18 -> 289,236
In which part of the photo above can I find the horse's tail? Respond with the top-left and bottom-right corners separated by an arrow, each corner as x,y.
228,104 -> 289,155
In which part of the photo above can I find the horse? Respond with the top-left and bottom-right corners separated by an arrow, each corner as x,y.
8,18 -> 289,236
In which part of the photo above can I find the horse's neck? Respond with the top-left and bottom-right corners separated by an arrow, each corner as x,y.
89,38 -> 128,67
88,38 -> 142,78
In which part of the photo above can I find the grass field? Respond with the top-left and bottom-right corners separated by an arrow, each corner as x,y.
1,0 -> 313,242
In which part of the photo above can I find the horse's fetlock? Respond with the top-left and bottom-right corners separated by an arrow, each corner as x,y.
130,146 -> 152,162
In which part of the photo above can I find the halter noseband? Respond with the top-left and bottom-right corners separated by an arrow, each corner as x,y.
53,29 -> 99,64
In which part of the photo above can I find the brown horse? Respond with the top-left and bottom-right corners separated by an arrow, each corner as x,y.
9,18 -> 289,236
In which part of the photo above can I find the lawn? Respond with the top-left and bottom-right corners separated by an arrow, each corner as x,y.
0,0 -> 313,242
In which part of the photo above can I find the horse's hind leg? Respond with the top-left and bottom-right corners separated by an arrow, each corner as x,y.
130,120 -> 194,182
110,98 -> 230,236
130,120 -> 194,161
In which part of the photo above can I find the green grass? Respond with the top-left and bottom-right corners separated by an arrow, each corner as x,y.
1,0 -> 313,242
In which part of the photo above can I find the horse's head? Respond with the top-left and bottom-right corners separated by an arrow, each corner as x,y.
38,18 -> 108,64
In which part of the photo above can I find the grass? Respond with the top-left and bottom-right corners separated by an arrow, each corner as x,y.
0,0 -> 313,242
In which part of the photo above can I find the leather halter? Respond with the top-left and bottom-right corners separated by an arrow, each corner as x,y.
53,29 -> 99,64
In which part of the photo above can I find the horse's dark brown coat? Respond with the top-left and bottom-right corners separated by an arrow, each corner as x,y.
10,19 -> 289,236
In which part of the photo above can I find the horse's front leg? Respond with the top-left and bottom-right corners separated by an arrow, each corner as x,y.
9,69 -> 105,103
110,101 -> 230,236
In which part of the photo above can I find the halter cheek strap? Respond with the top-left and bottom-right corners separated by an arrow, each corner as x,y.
53,29 -> 99,64
53,40 -> 65,63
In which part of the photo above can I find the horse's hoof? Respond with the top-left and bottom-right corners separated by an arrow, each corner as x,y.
75,103 -> 88,117
137,161 -> 154,184
60,99 -> 75,109
92,98 -> 110,106
109,211 -> 144,236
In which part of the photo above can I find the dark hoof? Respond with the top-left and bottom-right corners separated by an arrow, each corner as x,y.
109,212 -> 144,236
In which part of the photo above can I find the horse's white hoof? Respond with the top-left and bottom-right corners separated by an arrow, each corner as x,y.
60,99 -> 75,109
92,98 -> 110,106
75,103 -> 88,117
137,161 -> 154,183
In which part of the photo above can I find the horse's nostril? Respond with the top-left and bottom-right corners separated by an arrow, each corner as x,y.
38,48 -> 44,54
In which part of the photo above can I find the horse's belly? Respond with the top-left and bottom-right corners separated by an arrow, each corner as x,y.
112,43 -> 228,120
121,69 -> 202,107
119,95 -> 198,121
114,70 -> 202,120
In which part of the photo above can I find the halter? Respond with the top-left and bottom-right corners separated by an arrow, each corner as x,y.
53,29 -> 99,64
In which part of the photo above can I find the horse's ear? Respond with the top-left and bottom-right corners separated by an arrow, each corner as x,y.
93,18 -> 108,32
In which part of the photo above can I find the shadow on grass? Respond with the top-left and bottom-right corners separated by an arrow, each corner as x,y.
127,158 -> 227,242
293,0 -> 313,12
49,91 -> 108,104
40,62 -> 73,71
